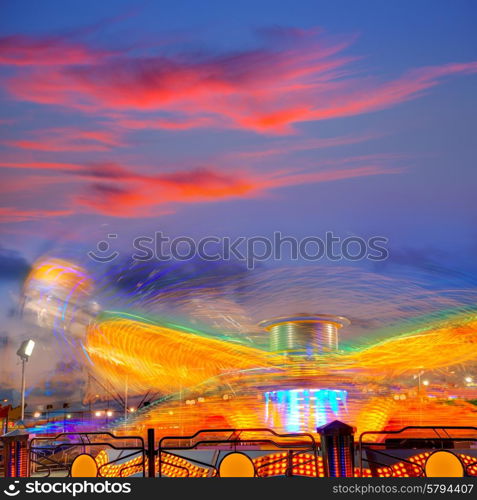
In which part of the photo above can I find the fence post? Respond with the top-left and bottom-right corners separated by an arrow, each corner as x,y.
147,428 -> 155,478
286,450 -> 293,477
1,432 -> 30,477
317,420 -> 355,477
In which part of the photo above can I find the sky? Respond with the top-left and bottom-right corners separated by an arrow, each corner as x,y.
0,1 -> 476,403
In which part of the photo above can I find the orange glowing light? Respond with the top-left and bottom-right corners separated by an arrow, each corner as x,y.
85,316 -> 279,393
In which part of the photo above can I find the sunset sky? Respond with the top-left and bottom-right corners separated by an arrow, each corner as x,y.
1,1 -> 477,402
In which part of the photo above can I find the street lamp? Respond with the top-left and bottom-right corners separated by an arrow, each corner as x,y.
16,339 -> 35,421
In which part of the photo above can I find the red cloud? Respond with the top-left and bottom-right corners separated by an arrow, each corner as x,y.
115,115 -> 217,131
0,35 -> 110,66
74,165 -> 262,216
0,207 -> 73,223
74,161 -> 398,217
5,127 -> 124,152
2,29 -> 475,134
0,161 -> 83,171
1,154 -> 398,219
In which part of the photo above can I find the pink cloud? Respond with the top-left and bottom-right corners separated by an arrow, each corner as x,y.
0,152 -> 399,219
232,133 -> 380,159
4,127 -> 124,152
0,161 -> 83,171
115,115 -> 217,131
0,207 -> 73,223
0,173 -> 68,194
0,35 -> 111,66
2,29 -> 474,134
73,161 -> 398,217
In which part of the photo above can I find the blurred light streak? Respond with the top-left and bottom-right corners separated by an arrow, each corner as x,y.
85,315 -> 280,393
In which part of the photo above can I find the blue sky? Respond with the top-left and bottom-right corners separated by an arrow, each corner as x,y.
0,0 -> 476,303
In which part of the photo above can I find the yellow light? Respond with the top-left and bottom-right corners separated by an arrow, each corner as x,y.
33,411 -> 41,418
94,411 -> 102,417
71,454 -> 98,478
465,376 -> 473,383
425,451 -> 464,477
336,317 -> 477,377
219,453 -> 255,477
106,410 -> 113,417
85,316 -> 278,393
24,258 -> 92,295
423,380 -> 430,386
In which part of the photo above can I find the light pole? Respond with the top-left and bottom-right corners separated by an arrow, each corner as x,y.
16,339 -> 35,421
124,376 -> 128,423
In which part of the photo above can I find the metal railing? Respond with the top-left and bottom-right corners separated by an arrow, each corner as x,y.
157,427 -> 318,477
29,432 -> 145,477
358,426 -> 477,477
8,423 -> 476,478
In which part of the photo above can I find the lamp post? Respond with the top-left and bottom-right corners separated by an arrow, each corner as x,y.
124,376 -> 128,423
16,340 -> 35,421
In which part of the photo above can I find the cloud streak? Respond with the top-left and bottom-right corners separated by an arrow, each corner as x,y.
0,25 -> 468,222
1,28 -> 475,134
0,157 -> 399,219
73,161 -> 399,217
231,132 -> 380,159
4,127 -> 124,152
0,34 -> 111,66
0,207 -> 73,223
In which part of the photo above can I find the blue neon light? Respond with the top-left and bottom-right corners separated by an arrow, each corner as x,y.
264,388 -> 348,432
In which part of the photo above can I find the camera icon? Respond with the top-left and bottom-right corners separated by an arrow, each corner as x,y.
4,480 -> 20,497
88,234 -> 120,263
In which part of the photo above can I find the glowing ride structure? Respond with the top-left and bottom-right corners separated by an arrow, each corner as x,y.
259,314 -> 349,355
20,258 -> 477,441
259,314 -> 350,432
84,311 -> 477,438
